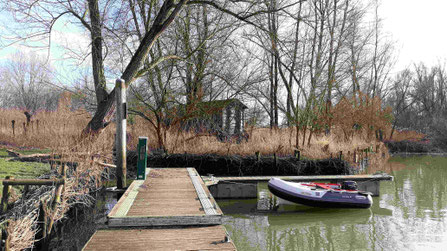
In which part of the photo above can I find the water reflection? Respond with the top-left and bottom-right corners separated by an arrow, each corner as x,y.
220,156 -> 447,250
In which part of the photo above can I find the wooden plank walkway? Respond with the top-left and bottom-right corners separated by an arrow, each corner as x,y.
83,226 -> 235,251
83,168 -> 236,250
108,168 -> 222,227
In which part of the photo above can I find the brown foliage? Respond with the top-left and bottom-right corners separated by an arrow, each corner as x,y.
0,92 -> 391,168
332,92 -> 392,141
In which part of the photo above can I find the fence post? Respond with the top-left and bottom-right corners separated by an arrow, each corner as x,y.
1,176 -> 11,250
294,150 -> 300,161
137,137 -> 148,180
255,151 -> 260,161
35,199 -> 48,250
11,121 -> 14,136
1,177 -> 11,215
47,179 -> 65,238
0,220 -> 9,251
116,78 -> 127,190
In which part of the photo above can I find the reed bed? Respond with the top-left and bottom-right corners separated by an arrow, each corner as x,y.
0,107 -> 393,167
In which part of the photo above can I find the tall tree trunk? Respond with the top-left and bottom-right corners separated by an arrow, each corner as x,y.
88,0 -> 108,105
83,0 -> 113,135
83,0 -> 188,136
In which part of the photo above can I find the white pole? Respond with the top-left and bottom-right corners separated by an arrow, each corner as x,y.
116,78 -> 127,189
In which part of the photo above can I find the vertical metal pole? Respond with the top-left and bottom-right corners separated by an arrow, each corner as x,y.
137,137 -> 148,180
116,78 -> 127,189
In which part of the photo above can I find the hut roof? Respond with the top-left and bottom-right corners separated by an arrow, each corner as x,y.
176,98 -> 247,119
198,99 -> 248,110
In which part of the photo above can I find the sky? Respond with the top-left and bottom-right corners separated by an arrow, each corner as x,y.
1,1 -> 447,79
380,0 -> 447,72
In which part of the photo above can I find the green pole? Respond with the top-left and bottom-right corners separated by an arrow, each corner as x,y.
137,137 -> 148,180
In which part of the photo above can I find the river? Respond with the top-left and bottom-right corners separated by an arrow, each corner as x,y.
219,156 -> 447,251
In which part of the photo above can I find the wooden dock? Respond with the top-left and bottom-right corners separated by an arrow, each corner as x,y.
83,168 -> 236,251
212,173 -> 393,183
206,174 -> 394,198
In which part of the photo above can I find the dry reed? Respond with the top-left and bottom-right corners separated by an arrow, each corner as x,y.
0,106 -> 391,169
6,213 -> 37,251
1,138 -> 112,250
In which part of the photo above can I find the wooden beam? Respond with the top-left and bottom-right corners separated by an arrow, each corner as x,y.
107,215 -> 222,227
2,179 -> 65,186
212,174 -> 394,183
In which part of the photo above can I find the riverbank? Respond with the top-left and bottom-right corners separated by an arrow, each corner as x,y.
384,139 -> 443,154
128,152 -> 353,176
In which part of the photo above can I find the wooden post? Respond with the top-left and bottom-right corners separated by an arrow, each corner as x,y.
35,199 -> 48,250
116,78 -> 127,190
1,177 -> 11,215
1,176 -> 11,250
294,150 -> 300,160
60,164 -> 67,179
11,120 -> 14,136
255,151 -> 260,161
47,180 -> 65,238
339,151 -> 343,160
1,220 -> 9,251
23,185 -> 29,195
137,137 -> 148,180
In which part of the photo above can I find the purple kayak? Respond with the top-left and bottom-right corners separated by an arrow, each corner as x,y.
268,178 -> 373,209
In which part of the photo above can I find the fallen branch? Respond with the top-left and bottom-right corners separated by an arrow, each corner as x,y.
94,161 -> 116,168
6,149 -> 21,158
9,154 -> 52,163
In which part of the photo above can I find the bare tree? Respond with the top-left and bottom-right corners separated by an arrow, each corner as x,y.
2,0 -> 278,137
386,68 -> 414,139
0,52 -> 60,117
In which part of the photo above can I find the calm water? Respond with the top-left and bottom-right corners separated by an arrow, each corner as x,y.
219,156 -> 447,251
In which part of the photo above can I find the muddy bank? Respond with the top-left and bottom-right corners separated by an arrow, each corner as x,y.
48,191 -> 116,250
127,152 -> 353,176
384,140 -> 441,154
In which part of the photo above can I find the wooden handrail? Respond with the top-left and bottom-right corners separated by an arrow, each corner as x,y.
2,179 -> 65,186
